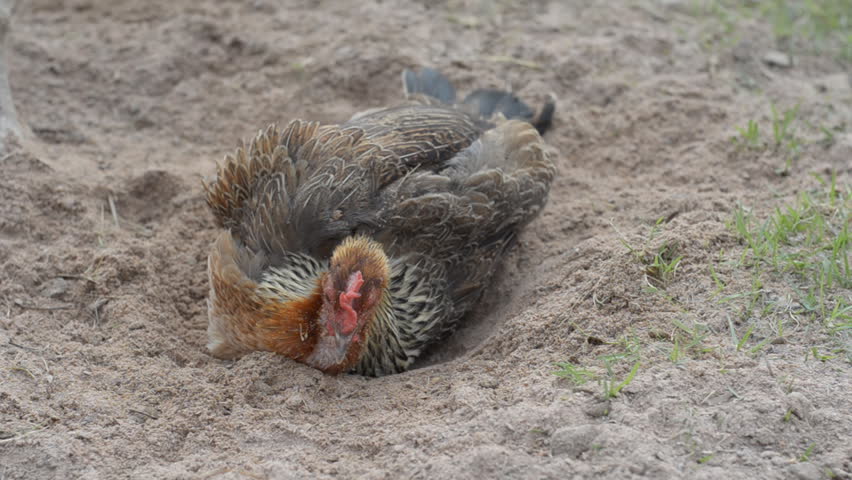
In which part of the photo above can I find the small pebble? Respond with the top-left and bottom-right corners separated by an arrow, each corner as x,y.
583,400 -> 610,418
788,462 -> 821,480
551,425 -> 599,458
285,392 -> 304,409
760,450 -> 780,459
763,51 -> 792,68
785,392 -> 813,421
41,278 -> 69,298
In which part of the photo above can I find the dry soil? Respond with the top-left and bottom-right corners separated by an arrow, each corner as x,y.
1,1 -> 851,479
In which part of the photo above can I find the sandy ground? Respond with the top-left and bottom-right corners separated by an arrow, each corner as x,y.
1,1 -> 851,479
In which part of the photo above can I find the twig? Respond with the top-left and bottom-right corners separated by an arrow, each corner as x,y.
107,195 -> 120,229
485,55 -> 543,70
13,299 -> 74,311
10,366 -> 36,381
128,409 -> 159,420
8,340 -> 43,352
89,298 -> 109,327
764,357 -> 775,378
98,202 -> 106,247
55,273 -> 94,282
0,426 -> 46,444
727,386 -> 741,399
40,357 -> 50,376
608,218 -> 637,255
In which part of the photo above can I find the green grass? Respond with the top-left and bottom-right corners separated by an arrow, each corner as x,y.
646,244 -> 684,285
771,104 -> 803,173
771,104 -> 799,147
720,174 -> 851,357
809,346 -> 837,361
552,358 -> 641,400
729,317 -> 775,355
732,103 -> 806,174
599,337 -> 642,399
669,319 -> 715,363
563,173 -> 849,398
729,176 -> 850,302
800,443 -> 817,462
553,362 -> 596,385
734,120 -> 761,148
602,359 -> 641,399
709,261 -> 729,295
553,337 -> 642,400
692,0 -> 852,59
733,322 -> 755,352
614,217 -> 684,289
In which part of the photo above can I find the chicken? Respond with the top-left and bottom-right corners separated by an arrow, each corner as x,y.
203,68 -> 556,376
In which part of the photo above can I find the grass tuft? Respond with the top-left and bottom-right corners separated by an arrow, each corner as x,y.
799,443 -> 817,462
553,336 -> 643,400
613,217 -> 684,290
603,359 -> 641,399
692,0 -> 852,60
734,120 -> 761,148
720,174 -> 851,357
553,362 -> 595,385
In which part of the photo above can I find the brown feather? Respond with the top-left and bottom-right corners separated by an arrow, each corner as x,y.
204,72 -> 556,376
255,286 -> 323,360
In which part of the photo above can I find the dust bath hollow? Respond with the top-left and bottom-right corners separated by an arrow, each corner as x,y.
407,258 -> 523,371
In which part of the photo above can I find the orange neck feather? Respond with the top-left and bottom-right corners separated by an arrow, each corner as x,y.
256,283 -> 324,360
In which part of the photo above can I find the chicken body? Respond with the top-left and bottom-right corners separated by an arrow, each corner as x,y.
205,69 -> 556,376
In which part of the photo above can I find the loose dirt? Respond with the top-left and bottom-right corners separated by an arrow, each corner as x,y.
1,1 -> 850,479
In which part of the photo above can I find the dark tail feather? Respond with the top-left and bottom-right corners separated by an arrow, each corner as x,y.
462,89 -> 534,122
403,68 -> 556,135
531,93 -> 556,135
402,68 -> 457,104
462,89 -> 556,135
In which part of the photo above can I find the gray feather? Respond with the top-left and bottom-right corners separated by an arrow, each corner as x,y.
204,70 -> 556,376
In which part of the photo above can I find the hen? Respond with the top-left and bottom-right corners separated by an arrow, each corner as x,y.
204,68 -> 556,376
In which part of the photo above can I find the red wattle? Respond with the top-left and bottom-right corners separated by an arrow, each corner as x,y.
337,293 -> 359,334
336,271 -> 363,335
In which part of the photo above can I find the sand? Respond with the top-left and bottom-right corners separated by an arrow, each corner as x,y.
1,1 -> 850,479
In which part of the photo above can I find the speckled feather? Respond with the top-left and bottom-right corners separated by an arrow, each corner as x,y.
204,70 -> 556,375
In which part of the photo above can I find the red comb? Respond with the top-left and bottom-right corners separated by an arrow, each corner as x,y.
336,271 -> 363,335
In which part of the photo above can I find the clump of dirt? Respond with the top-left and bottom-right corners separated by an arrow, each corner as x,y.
1,1 -> 850,479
